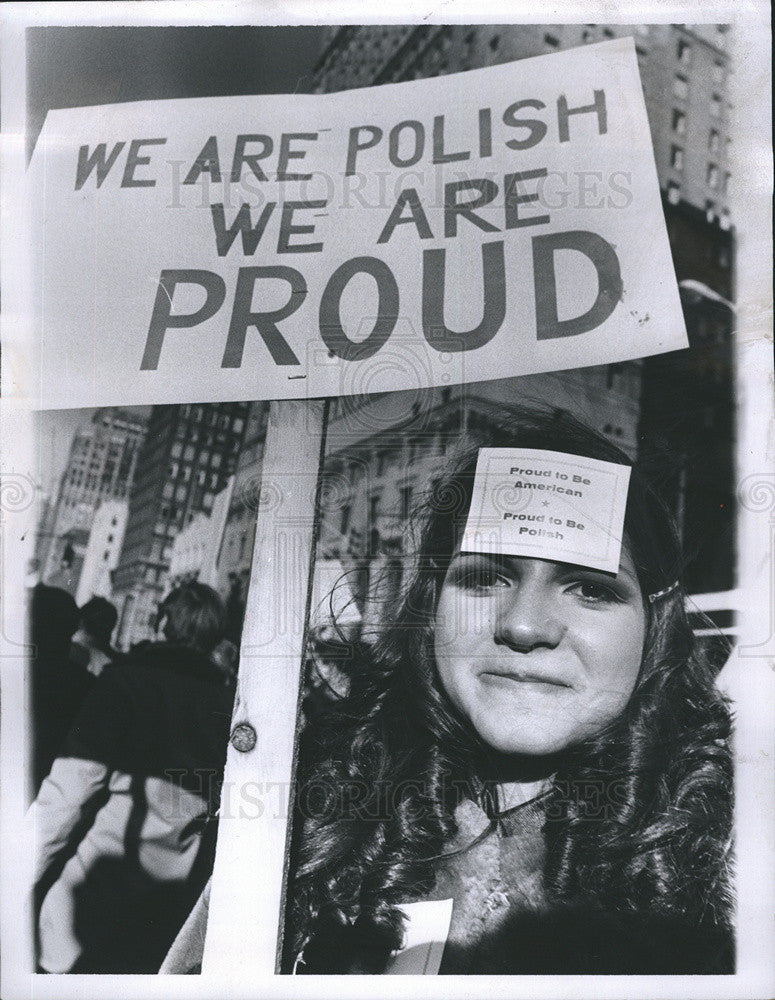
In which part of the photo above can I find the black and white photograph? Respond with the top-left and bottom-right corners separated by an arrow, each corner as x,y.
0,4 -> 772,998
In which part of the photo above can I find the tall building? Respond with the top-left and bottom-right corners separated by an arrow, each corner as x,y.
112,402 -> 249,649
214,402 -> 270,601
310,22 -> 736,625
167,477 -> 235,590
314,23 -> 732,221
40,408 -> 147,590
74,499 -> 129,606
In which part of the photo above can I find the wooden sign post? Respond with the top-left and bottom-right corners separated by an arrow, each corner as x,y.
202,398 -> 328,976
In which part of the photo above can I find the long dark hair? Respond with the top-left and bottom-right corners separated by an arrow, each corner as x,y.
285,408 -> 733,973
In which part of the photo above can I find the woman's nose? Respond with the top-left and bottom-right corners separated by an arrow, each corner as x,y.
493,583 -> 565,652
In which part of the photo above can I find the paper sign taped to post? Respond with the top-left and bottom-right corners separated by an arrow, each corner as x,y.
25,37 -> 687,410
460,448 -> 631,573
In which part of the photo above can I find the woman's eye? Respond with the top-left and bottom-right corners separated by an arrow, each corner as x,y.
570,580 -> 619,603
459,568 -> 510,591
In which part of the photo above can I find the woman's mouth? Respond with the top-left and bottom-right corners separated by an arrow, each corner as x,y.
479,670 -> 572,689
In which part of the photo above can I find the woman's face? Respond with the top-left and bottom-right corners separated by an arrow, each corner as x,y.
433,547 -> 646,756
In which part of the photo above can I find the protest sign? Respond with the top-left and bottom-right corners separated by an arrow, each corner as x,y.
28,37 -> 686,411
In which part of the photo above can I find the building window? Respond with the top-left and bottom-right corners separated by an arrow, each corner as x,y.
676,39 -> 692,66
705,200 -> 717,221
175,485 -> 187,502
183,445 -> 195,462
709,129 -> 720,154
233,417 -> 244,435
720,208 -> 731,231
723,171 -> 731,195
707,163 -> 719,189
340,504 -> 351,535
670,145 -> 684,170
582,28 -> 593,43
672,109 -> 687,135
369,494 -> 380,538
673,74 -> 689,99
163,482 -> 174,500
489,34 -> 500,52
602,28 -> 614,39
667,181 -> 681,205
710,93 -> 722,117
544,33 -> 559,48
376,450 -> 393,476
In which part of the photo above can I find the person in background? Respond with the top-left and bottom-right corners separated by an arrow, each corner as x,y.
30,583 -> 83,793
68,596 -> 119,678
31,582 -> 235,973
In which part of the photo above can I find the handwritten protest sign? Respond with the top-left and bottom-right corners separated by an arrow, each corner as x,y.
27,38 -> 686,410
460,447 -> 631,573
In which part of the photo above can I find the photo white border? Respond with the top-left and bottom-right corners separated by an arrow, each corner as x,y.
1,2 -> 772,998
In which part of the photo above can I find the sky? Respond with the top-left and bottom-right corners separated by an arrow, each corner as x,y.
27,25 -> 326,158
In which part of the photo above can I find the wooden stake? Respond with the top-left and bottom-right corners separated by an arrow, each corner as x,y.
202,398 -> 328,977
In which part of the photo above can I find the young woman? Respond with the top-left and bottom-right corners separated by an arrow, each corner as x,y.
286,408 -> 734,975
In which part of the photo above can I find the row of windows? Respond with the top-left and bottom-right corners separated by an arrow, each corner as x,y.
665,182 -> 731,230
673,74 -> 724,117
169,441 -> 226,466
330,434 -> 448,487
161,476 -> 222,502
671,111 -> 727,156
669,146 -> 730,191
179,405 -> 246,433
675,39 -> 724,81
336,485 -> 415,537
167,462 -> 223,486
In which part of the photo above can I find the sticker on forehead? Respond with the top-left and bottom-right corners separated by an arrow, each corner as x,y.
460,448 -> 632,574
